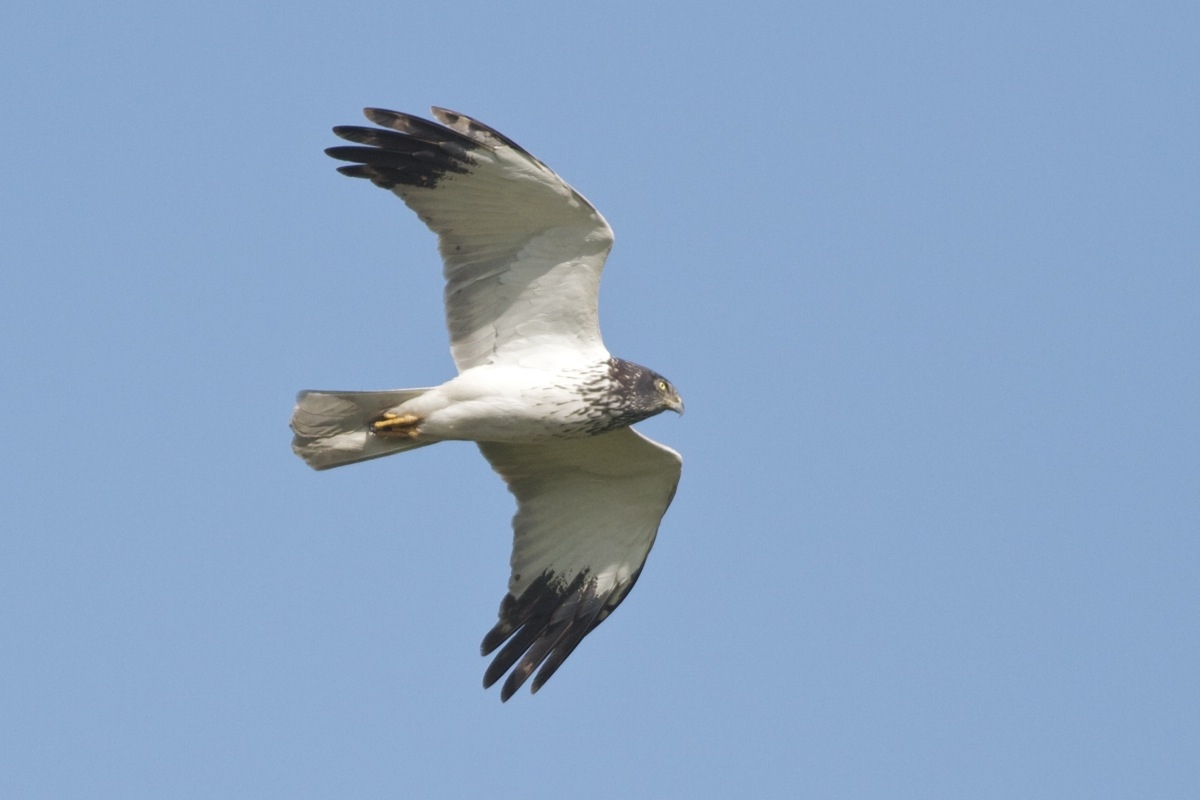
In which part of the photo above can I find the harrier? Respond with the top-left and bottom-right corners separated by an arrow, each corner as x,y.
291,108 -> 683,701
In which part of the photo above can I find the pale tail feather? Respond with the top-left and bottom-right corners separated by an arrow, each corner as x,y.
290,388 -> 435,470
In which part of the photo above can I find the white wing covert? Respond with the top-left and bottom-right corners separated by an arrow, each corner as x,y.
326,108 -> 614,371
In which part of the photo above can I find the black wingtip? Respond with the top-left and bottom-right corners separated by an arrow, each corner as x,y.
500,662 -> 536,702
324,109 -> 484,191
480,571 -> 634,701
333,164 -> 374,180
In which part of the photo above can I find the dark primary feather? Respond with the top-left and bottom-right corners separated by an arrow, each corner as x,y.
325,109 -> 483,190
481,568 -> 643,702
324,107 -> 549,193
428,107 -> 555,170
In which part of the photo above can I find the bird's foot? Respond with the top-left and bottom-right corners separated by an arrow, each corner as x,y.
370,412 -> 422,439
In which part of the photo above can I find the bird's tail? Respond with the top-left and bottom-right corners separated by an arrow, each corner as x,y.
290,388 -> 435,470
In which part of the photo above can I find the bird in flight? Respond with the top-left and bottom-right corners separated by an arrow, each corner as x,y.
291,107 -> 683,701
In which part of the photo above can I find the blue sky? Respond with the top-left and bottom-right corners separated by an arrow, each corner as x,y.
3,1 -> 1197,797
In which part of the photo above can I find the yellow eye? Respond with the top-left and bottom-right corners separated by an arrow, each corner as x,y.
654,378 -> 668,393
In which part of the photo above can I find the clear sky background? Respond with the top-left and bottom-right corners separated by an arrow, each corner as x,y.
2,2 -> 1197,798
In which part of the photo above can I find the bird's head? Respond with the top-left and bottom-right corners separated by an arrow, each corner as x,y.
648,374 -> 684,416
607,358 -> 684,425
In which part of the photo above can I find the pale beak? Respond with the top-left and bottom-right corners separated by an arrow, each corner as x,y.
667,392 -> 685,416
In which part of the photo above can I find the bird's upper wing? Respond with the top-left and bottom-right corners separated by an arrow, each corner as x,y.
476,428 -> 682,701
326,107 -> 614,371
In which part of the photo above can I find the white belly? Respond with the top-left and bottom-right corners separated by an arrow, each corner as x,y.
393,363 -> 601,443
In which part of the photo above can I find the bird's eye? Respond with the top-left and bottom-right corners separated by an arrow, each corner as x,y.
654,378 -> 668,393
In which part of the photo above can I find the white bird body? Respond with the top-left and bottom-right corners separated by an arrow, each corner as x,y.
389,361 -> 607,442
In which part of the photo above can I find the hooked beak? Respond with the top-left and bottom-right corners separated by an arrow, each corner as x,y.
667,392 -> 685,416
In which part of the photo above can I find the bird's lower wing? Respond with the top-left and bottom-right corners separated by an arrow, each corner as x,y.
476,428 -> 682,700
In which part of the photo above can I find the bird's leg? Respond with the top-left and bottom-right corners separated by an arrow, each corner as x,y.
370,412 -> 423,439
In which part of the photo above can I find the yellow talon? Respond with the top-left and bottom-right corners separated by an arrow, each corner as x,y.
371,412 -> 422,438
